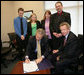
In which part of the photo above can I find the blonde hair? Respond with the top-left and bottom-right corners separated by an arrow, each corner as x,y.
60,22 -> 71,29
36,28 -> 46,36
30,13 -> 37,22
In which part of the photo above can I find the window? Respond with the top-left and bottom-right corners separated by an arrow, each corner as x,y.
44,1 -> 83,35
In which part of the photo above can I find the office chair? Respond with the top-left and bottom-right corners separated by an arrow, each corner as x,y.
8,32 -> 27,61
7,32 -> 19,60
1,40 -> 12,68
64,34 -> 83,74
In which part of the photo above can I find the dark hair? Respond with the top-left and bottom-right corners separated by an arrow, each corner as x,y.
55,1 -> 63,6
18,8 -> 24,13
43,10 -> 51,20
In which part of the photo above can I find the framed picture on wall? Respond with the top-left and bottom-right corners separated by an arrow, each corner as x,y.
23,10 -> 33,22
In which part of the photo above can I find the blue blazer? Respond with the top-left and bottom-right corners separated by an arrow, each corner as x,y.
14,16 -> 27,38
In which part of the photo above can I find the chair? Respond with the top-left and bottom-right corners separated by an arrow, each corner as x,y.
1,40 -> 12,68
7,32 -> 19,60
77,34 -> 83,74
64,34 -> 83,74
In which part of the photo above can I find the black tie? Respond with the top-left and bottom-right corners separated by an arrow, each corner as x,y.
20,18 -> 24,35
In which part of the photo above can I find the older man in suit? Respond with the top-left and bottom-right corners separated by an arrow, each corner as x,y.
52,22 -> 78,74
25,28 -> 51,64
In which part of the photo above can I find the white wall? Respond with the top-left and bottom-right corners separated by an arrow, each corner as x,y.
45,1 -> 83,36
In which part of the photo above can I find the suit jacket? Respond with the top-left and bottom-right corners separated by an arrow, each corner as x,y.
27,20 -> 41,37
50,11 -> 71,34
57,31 -> 78,60
26,36 -> 51,60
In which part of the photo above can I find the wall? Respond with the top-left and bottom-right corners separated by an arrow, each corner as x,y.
1,1 -> 45,42
13,1 -> 45,21
1,1 -> 15,41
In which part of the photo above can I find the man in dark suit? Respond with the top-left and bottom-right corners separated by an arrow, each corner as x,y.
25,28 -> 51,64
52,22 -> 78,74
50,1 -> 71,50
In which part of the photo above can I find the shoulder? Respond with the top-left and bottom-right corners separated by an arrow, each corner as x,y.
63,11 -> 70,15
27,21 -> 31,24
42,37 -> 48,42
69,31 -> 77,40
14,17 -> 19,21
51,13 -> 57,18
41,20 -> 45,23
23,17 -> 26,20
36,20 -> 40,23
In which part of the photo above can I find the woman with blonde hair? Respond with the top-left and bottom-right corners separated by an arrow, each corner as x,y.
27,13 -> 41,38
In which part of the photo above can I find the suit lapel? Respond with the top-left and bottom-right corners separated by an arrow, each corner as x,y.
65,31 -> 71,45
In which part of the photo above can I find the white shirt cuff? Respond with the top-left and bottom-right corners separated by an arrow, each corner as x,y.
42,55 -> 45,59
25,56 -> 29,59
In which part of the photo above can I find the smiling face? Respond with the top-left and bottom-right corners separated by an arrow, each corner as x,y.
45,12 -> 51,19
36,33 -> 43,41
31,15 -> 37,22
60,25 -> 70,36
18,10 -> 24,18
55,3 -> 63,13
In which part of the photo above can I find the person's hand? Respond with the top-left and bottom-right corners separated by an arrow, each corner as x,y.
25,59 -> 30,63
53,32 -> 59,38
53,50 -> 59,54
53,32 -> 62,38
57,33 -> 62,37
53,32 -> 57,36
35,57 -> 43,64
30,36 -> 32,39
21,35 -> 25,40
56,56 -> 60,61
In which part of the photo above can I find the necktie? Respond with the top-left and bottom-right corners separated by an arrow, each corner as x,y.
37,40 -> 41,58
64,37 -> 67,46
20,18 -> 24,35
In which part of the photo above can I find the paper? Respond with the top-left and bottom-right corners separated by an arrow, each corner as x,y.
23,61 -> 39,73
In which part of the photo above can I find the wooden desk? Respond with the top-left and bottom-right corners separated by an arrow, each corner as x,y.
11,59 -> 53,74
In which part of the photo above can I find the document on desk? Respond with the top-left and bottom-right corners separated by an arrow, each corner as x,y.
23,61 -> 39,73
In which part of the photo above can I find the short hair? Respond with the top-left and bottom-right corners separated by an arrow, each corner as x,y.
18,8 -> 24,13
55,1 -> 63,6
43,10 -> 51,20
36,28 -> 46,36
30,13 -> 37,22
59,22 -> 71,29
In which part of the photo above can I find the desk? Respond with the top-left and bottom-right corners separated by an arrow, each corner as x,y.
10,59 -> 53,74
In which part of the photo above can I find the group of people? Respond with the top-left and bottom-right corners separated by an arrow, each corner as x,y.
14,1 -> 78,74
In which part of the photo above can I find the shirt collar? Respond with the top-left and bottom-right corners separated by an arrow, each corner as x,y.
57,11 -> 63,16
18,16 -> 23,19
65,32 -> 69,39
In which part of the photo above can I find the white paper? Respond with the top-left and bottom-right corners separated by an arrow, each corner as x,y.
23,61 -> 39,73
